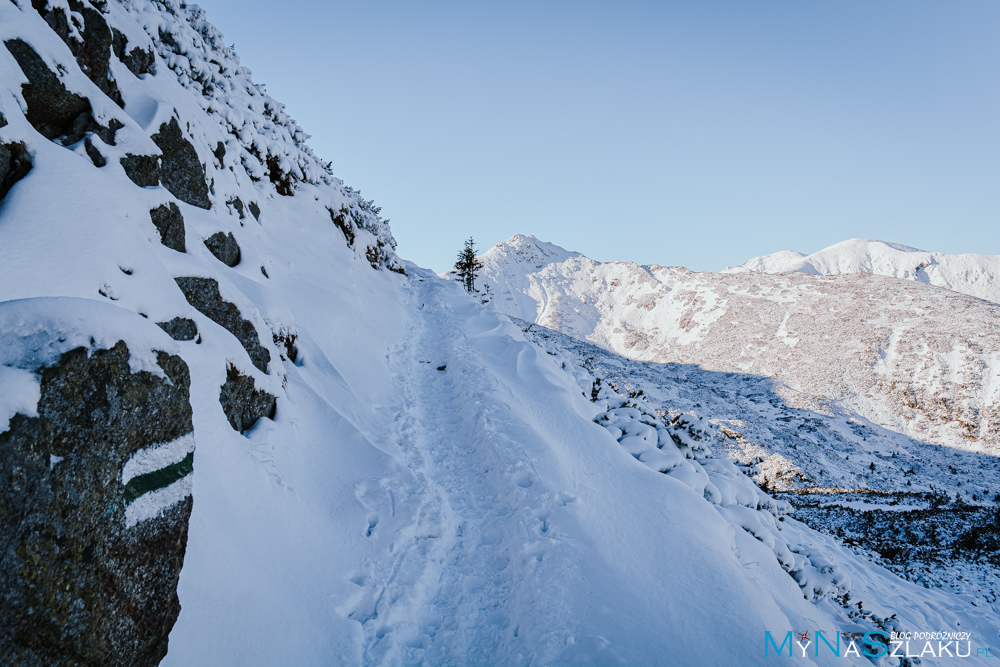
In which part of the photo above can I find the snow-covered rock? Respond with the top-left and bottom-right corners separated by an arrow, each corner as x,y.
724,238 -> 1000,305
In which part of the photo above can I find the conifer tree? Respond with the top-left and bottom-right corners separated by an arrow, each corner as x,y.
454,237 -> 484,293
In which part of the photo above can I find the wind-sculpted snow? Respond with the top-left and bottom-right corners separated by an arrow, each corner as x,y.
479,234 -> 1000,454
725,238 -> 1000,305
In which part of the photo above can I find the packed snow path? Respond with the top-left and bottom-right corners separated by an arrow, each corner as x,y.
362,270 -> 574,664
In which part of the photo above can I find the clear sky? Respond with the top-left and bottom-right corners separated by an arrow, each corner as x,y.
196,0 -> 998,272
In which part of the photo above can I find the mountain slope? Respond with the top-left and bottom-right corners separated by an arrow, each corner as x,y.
479,235 -> 1000,455
516,318 -> 1000,608
2,2 -> 999,664
724,238 -> 1000,304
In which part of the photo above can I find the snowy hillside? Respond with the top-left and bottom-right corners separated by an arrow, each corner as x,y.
517,319 -> 1000,610
2,1 -> 999,665
724,238 -> 1000,304
479,234 -> 1000,455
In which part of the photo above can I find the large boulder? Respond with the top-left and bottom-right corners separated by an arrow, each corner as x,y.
30,0 -> 123,106
0,322 -> 196,666
111,28 -> 155,78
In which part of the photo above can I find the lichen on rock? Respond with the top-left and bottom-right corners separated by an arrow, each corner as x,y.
0,339 -> 195,666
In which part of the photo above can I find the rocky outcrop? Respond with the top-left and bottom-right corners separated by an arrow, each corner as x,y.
29,0 -> 123,106
3,38 -> 120,146
204,231 -> 240,267
0,138 -> 32,202
219,364 -> 277,433
151,117 -> 210,209
149,202 -> 186,252
0,340 -> 195,666
227,196 -> 245,219
156,317 -> 198,341
111,28 -> 155,78
174,276 -> 270,372
121,153 -> 161,188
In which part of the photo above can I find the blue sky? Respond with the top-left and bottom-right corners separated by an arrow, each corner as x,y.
199,0 -> 998,272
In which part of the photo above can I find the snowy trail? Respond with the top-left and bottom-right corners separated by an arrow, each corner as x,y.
358,269 -> 572,664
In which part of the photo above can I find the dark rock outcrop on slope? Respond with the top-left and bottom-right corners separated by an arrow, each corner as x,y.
174,276 -> 270,372
157,316 -> 198,341
3,38 -> 120,146
29,0 -> 124,106
219,363 -> 277,433
204,231 -> 241,267
151,117 -> 210,209
0,341 -> 195,667
112,27 -> 156,78
227,196 -> 245,219
149,202 -> 186,252
0,139 -> 32,202
121,153 -> 161,187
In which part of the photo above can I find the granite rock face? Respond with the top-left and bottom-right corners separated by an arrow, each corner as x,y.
151,117 -> 210,209
174,276 -> 270,372
3,38 -> 120,146
0,138 -> 32,202
204,231 -> 241,267
29,0 -> 123,106
0,340 -> 195,666
150,202 -> 186,252
219,363 -> 277,433
156,316 -> 198,341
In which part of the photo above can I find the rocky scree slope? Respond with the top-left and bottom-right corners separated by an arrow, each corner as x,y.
478,234 -> 1000,454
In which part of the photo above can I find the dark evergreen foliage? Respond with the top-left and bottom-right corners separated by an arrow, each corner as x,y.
454,237 -> 483,293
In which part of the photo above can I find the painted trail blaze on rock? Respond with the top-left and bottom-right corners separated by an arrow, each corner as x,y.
124,450 -> 194,505
0,340 -> 196,667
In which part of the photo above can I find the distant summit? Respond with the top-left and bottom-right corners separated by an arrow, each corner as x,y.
724,238 -> 1000,304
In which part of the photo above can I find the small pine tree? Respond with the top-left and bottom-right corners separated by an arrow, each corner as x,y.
454,237 -> 484,293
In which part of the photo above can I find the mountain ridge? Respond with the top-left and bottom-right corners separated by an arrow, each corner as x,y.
724,237 -> 1000,304
478,234 -> 1000,454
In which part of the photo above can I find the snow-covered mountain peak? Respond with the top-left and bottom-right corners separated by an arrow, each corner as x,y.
725,238 -> 930,274
725,238 -> 1000,303
483,233 -> 583,268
